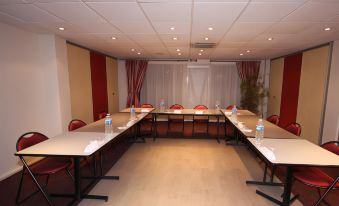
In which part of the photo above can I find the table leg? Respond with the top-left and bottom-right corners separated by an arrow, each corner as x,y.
282,166 -> 293,206
153,113 -> 157,141
216,116 -> 220,143
73,157 -> 81,200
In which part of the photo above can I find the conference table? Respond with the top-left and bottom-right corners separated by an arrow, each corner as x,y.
15,112 -> 149,206
221,111 -> 339,206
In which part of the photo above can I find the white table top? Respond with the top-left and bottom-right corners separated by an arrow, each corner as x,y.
152,108 -> 224,116
120,108 -> 155,113
220,109 -> 256,116
16,112 -> 148,157
226,115 -> 297,139
247,138 -> 339,167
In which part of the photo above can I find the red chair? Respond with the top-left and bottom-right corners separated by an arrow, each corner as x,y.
98,111 -> 107,120
140,103 -> 154,136
266,115 -> 280,125
15,132 -> 73,204
193,105 -> 209,136
168,104 -> 184,134
293,141 -> 339,206
285,122 -> 302,136
68,119 -> 87,131
226,105 -> 237,110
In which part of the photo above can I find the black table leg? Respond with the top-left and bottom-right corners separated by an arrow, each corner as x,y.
74,157 -> 81,200
216,115 -> 220,143
282,166 -> 293,206
153,113 -> 157,141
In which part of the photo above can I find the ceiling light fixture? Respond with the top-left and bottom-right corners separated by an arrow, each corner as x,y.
204,37 -> 209,41
137,52 -> 141,55
324,27 -> 331,31
131,48 -> 135,51
200,49 -> 204,52
178,53 -> 181,56
198,53 -> 202,56
176,49 -> 180,52
208,27 -> 213,31
240,53 -> 244,56
246,50 -> 250,53
268,37 -> 273,41
111,36 -> 117,40
58,27 -> 65,31
173,37 -> 177,40
170,27 -> 175,31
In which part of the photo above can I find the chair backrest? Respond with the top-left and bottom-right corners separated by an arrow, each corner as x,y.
321,141 -> 339,155
16,132 -> 48,152
226,105 -> 237,110
285,122 -> 302,136
194,105 -> 208,110
141,103 -> 154,108
170,104 -> 184,109
68,119 -> 87,131
98,112 -> 107,120
267,115 -> 280,125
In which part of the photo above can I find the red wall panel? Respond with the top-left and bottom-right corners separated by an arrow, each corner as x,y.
279,53 -> 303,127
90,52 -> 108,121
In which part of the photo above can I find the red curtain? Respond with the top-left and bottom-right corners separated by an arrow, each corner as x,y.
126,60 -> 148,107
236,61 -> 261,84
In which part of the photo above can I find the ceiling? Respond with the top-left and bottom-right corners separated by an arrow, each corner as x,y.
0,0 -> 339,60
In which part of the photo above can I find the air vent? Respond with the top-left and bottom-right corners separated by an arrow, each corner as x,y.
191,43 -> 216,48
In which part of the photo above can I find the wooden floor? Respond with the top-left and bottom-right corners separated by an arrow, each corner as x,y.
78,138 -> 302,206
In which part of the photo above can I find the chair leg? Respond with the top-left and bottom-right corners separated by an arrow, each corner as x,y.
15,168 -> 25,204
66,168 -> 74,181
316,187 -> 332,206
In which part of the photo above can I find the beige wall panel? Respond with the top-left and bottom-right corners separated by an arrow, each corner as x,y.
268,58 -> 284,117
106,57 -> 119,113
67,44 -> 93,124
297,46 -> 330,144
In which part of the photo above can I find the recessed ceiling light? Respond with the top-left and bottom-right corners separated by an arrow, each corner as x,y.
267,37 -> 273,41
246,50 -> 250,53
324,27 -> 331,31
170,27 -> 175,31
176,49 -> 180,52
58,27 -> 65,31
198,53 -> 202,56
208,27 -> 213,31
111,36 -> 117,40
200,49 -> 204,52
173,37 -> 177,40
137,52 -> 141,55
240,53 -> 244,56
204,37 -> 209,41
178,53 -> 181,56
131,48 -> 135,51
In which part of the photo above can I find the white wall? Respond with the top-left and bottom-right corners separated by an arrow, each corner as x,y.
322,40 -> 339,143
118,60 -> 127,110
0,23 -> 70,180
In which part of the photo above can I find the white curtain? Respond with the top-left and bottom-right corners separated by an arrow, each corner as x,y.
140,62 -> 240,109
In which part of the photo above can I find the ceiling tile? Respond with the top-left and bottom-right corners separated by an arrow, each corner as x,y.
112,20 -> 155,34
283,2 -> 339,22
268,22 -> 315,34
140,2 -> 191,22
35,2 -> 104,22
86,2 -> 147,22
238,2 -> 302,22
0,3 -> 63,22
152,21 -> 190,34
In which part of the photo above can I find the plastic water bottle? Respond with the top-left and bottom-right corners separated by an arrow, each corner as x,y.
215,100 -> 220,109
160,99 -> 165,111
130,105 -> 136,120
105,113 -> 113,135
255,119 -> 264,142
231,105 -> 237,122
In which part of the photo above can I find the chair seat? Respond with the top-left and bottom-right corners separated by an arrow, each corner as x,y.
29,157 -> 71,175
294,167 -> 339,188
142,114 -> 153,122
